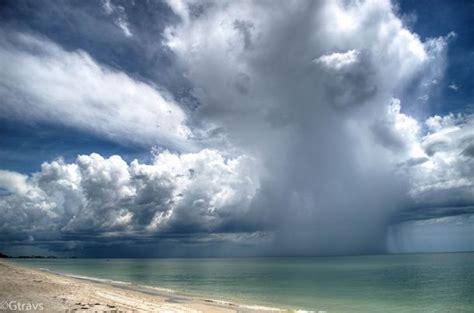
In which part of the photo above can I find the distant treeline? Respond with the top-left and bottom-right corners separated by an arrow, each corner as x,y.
0,252 -> 66,259
16,255 -> 58,259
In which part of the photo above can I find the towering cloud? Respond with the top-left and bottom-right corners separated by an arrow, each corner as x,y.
162,0 -> 456,254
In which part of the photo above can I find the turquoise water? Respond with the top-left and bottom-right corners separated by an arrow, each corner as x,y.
11,253 -> 474,312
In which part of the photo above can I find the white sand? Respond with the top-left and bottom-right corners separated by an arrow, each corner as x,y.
0,260 -> 284,312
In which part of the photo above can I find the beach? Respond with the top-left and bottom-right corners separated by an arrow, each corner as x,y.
0,260 -> 279,313
2,254 -> 473,312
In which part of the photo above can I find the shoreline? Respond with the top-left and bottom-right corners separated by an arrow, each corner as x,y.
0,260 -> 286,312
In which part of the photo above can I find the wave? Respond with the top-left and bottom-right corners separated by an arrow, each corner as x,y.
202,298 -> 282,311
137,285 -> 176,293
39,268 -> 132,286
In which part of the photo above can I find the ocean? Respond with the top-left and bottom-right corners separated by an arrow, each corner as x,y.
11,252 -> 474,312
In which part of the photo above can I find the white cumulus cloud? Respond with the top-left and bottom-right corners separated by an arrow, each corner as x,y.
0,149 -> 259,242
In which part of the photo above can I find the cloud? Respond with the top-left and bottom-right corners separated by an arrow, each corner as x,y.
101,0 -> 133,37
0,149 -> 259,246
0,31 -> 190,148
0,170 -> 29,195
371,99 -> 423,154
448,83 -> 459,91
375,105 -> 474,224
407,114 -> 474,211
425,113 -> 464,132
314,49 -> 360,70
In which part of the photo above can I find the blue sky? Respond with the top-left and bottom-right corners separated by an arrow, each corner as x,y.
398,0 -> 474,116
0,0 -> 473,257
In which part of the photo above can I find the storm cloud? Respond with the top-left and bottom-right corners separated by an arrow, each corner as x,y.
163,0 -> 466,254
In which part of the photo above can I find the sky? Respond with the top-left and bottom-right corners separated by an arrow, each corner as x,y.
0,0 -> 473,257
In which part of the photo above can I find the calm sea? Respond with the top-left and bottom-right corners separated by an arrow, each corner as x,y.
11,253 -> 474,312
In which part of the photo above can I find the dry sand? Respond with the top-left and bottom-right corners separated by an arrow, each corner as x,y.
0,260 -> 283,313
